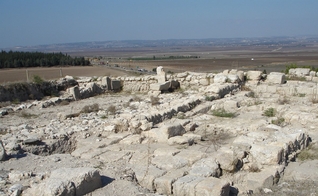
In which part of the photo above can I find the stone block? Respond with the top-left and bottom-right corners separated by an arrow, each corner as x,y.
149,81 -> 171,91
154,168 -> 187,195
266,72 -> 286,84
111,80 -> 121,90
247,71 -> 262,81
24,167 -> 102,196
173,175 -> 204,196
195,177 -> 231,196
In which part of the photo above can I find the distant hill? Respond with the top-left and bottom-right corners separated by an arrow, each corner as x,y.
2,36 -> 318,54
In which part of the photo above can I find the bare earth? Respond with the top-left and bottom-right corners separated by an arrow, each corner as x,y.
1,45 -> 318,84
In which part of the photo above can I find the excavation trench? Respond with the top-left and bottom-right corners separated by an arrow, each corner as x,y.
21,136 -> 77,156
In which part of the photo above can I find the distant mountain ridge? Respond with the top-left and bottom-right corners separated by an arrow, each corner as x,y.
3,36 -> 318,53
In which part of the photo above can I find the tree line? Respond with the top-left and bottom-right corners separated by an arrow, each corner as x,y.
0,50 -> 90,69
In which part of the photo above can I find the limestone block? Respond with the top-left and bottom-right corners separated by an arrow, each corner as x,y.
289,68 -> 310,76
170,80 -> 180,89
214,74 -> 228,83
227,74 -> 240,83
282,160 -> 318,182
157,66 -> 167,83
173,175 -> 205,196
176,72 -> 188,78
266,72 -> 286,84
151,155 -> 188,170
199,78 -> 210,86
223,100 -> 238,112
24,167 -> 102,196
182,133 -> 202,143
195,177 -> 231,196
175,149 -> 206,165
246,71 -> 262,81
189,157 -> 221,177
69,86 -> 80,100
111,80 -> 121,90
205,84 -> 239,98
245,166 -> 277,191
160,123 -> 186,140
149,81 -> 170,91
101,76 -> 111,90
167,136 -> 193,145
133,164 -> 166,191
154,168 -> 188,195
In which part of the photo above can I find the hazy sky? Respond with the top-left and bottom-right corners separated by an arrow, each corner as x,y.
1,1 -> 318,48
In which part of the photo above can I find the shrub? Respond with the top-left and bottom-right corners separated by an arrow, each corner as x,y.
248,163 -> 261,173
271,117 -> 285,126
205,95 -> 214,101
32,75 -> 44,84
107,105 -> 116,115
297,143 -> 318,161
211,109 -> 236,118
263,107 -> 276,117
132,95 -> 142,102
278,96 -> 290,105
150,96 -> 160,106
81,103 -> 99,113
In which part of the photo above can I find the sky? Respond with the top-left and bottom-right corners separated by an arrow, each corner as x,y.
1,0 -> 318,48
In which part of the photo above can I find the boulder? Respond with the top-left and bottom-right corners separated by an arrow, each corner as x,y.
154,168 -> 188,195
111,80 -> 121,91
149,81 -> 171,91
266,72 -> 286,84
246,71 -> 262,81
189,157 -> 221,178
214,74 -> 228,83
146,123 -> 186,142
173,175 -> 205,196
24,167 -> 102,196
195,177 -> 231,196
68,86 -> 80,101
289,68 -> 310,77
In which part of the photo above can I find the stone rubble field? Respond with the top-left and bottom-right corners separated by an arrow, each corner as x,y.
1,67 -> 318,196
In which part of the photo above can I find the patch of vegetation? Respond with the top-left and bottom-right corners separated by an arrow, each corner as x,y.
205,95 -> 214,101
32,75 -> 44,84
248,163 -> 261,173
211,109 -> 236,118
271,117 -> 285,126
286,75 -> 306,81
284,63 -> 318,74
298,93 -> 306,97
150,96 -> 160,106
263,107 -> 276,117
100,115 -> 107,119
11,99 -> 20,104
241,84 -> 252,91
81,103 -> 99,113
297,143 -> 318,161
278,96 -> 290,105
107,105 -> 116,115
19,111 -> 38,119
